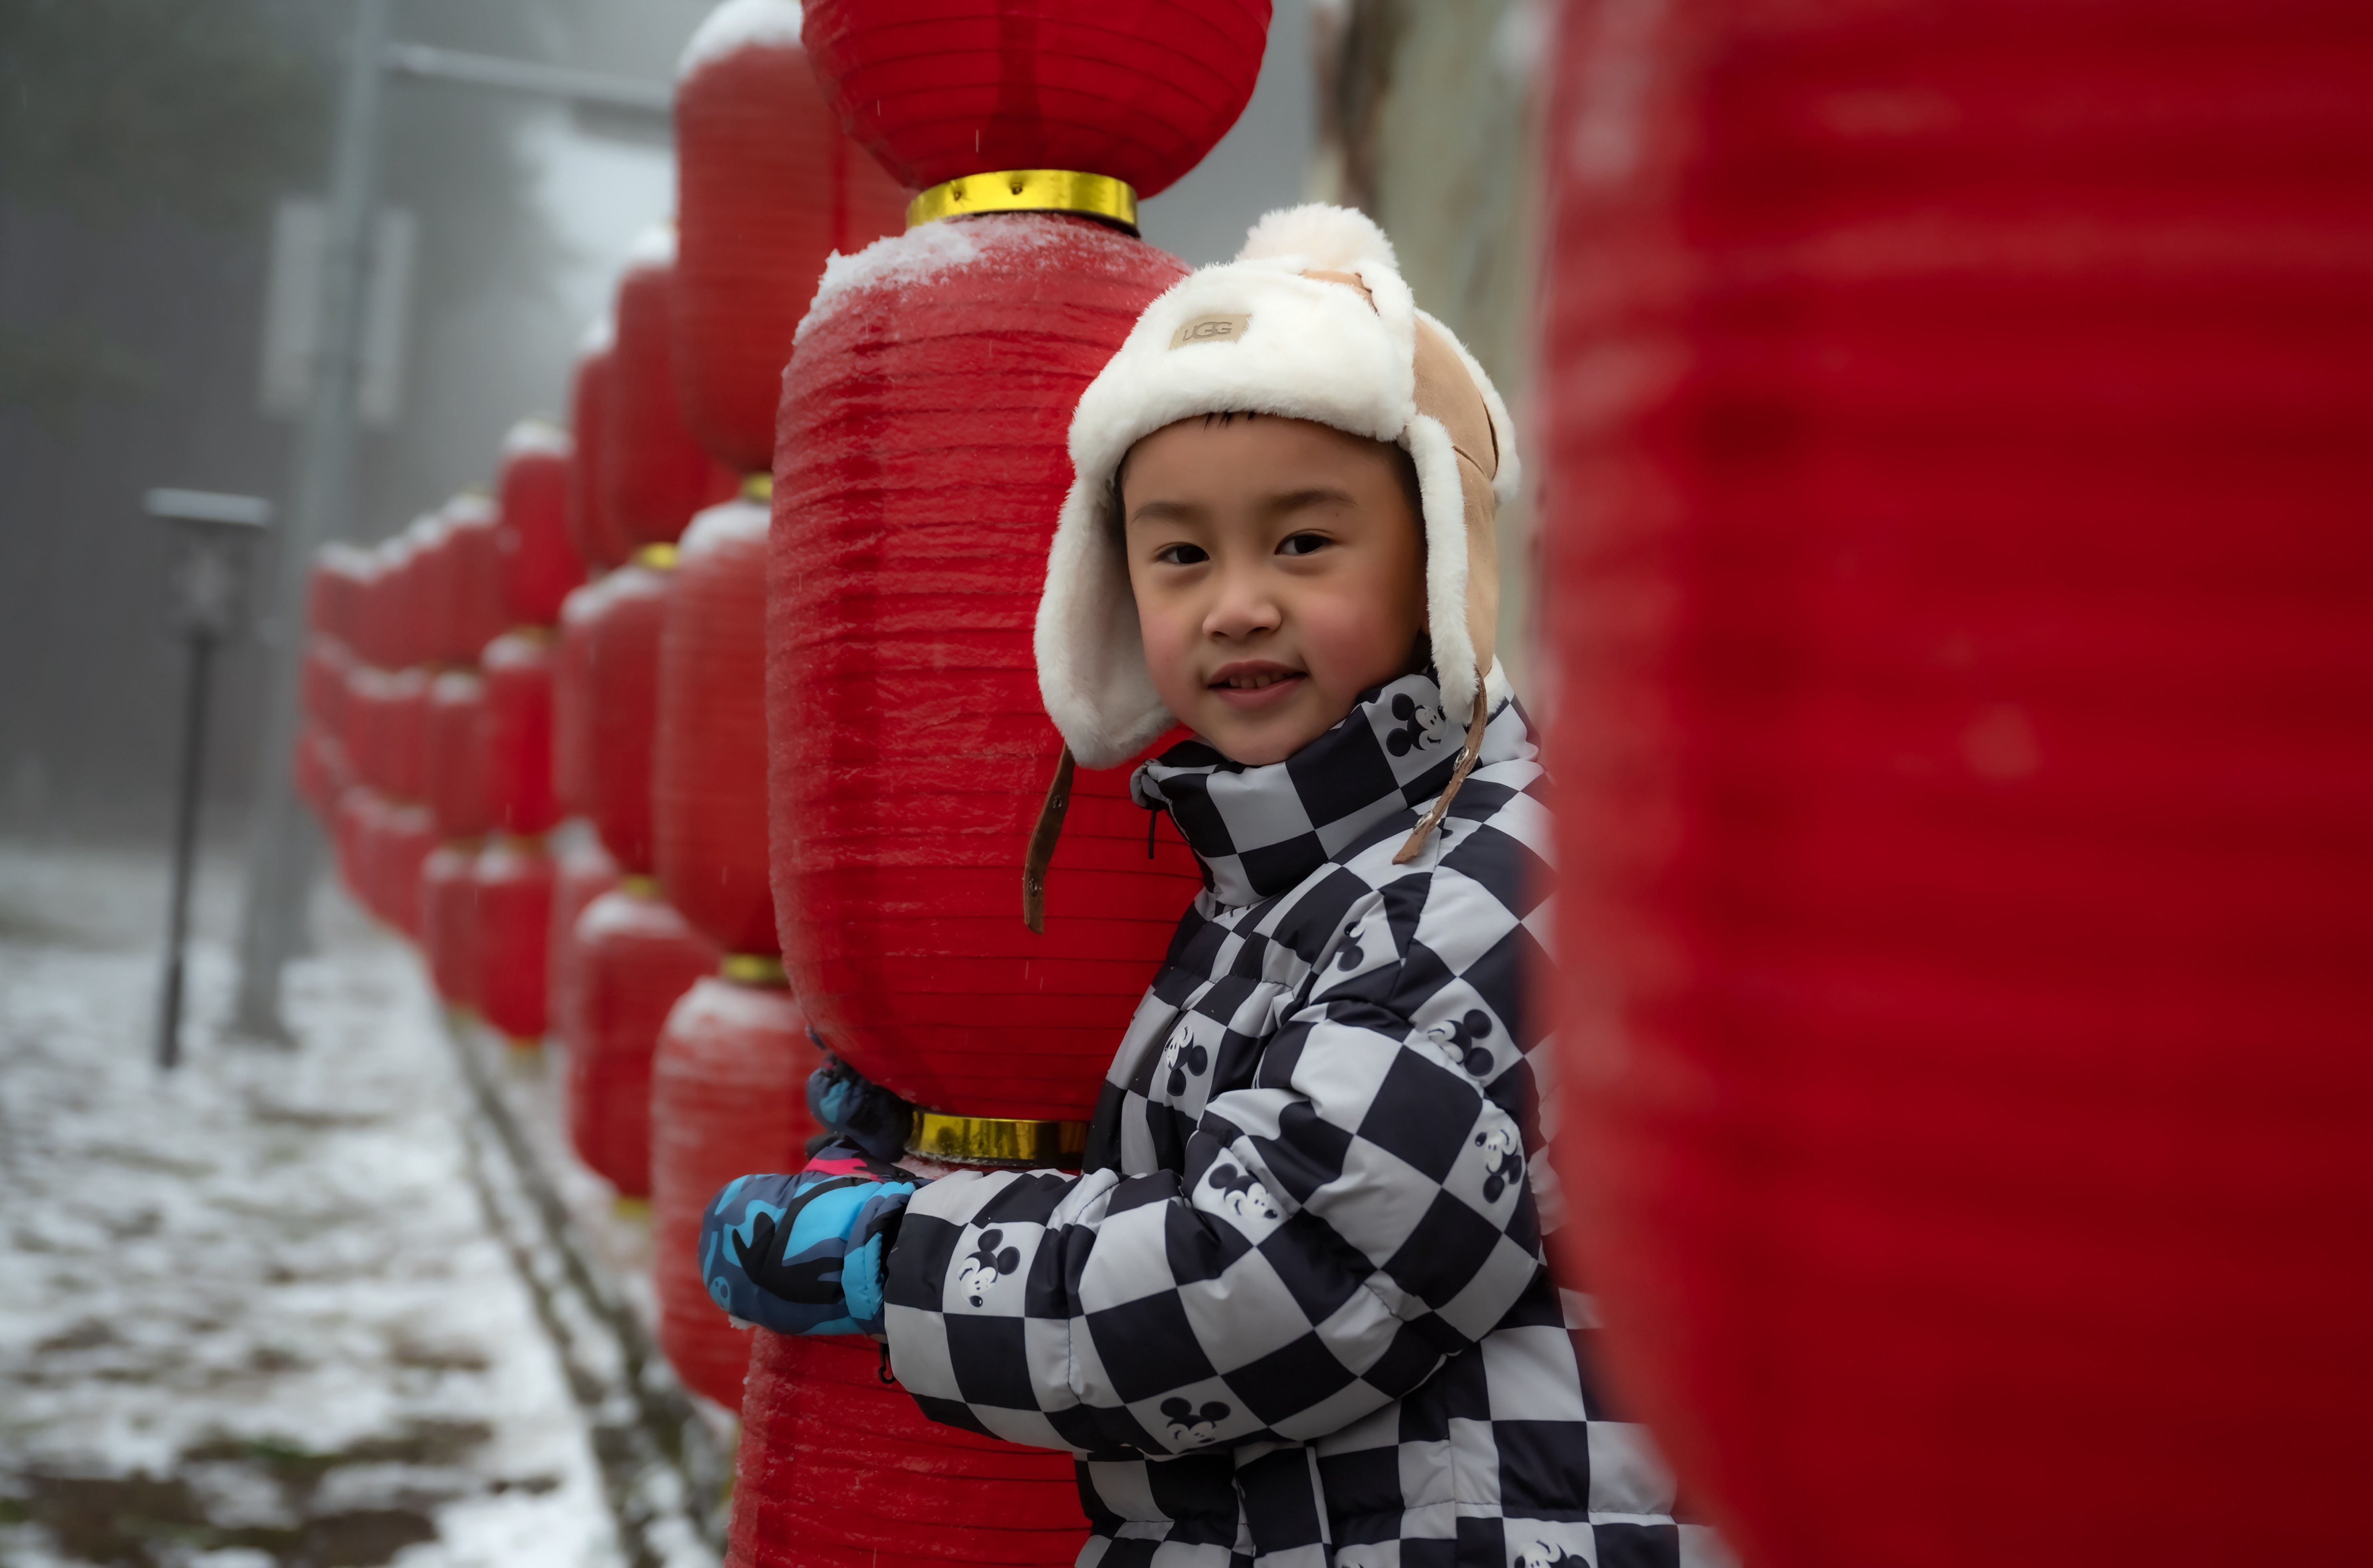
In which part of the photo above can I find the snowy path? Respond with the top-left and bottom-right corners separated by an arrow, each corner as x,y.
0,845 -> 627,1568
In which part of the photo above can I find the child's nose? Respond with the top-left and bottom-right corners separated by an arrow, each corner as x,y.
1202,562 -> 1280,639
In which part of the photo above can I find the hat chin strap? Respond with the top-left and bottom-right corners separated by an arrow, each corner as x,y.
1392,673 -> 1490,866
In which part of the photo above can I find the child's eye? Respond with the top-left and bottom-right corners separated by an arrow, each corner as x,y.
1155,542 -> 1209,566
1277,532 -> 1330,557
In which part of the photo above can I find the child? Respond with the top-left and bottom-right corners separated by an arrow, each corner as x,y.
704,207 -> 1723,1568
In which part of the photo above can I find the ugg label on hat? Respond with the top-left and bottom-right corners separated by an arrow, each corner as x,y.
1170,314 -> 1251,350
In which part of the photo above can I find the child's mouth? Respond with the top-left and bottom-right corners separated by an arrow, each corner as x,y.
1209,665 -> 1307,709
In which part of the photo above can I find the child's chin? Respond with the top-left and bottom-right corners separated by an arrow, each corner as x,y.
1198,705 -> 1342,767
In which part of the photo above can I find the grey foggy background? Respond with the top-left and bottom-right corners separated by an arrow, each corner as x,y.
0,0 -> 1316,848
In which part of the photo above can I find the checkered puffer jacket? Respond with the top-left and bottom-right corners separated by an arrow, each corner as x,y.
884,675 -> 1730,1568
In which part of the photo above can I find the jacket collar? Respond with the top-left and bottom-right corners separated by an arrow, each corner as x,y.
1132,670 -> 1519,907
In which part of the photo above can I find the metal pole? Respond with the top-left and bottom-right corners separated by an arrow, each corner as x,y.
158,630 -> 216,1071
233,0 -> 393,1041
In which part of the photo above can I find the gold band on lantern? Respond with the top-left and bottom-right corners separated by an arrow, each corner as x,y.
620,873 -> 662,899
907,170 -> 1139,233
634,542 -> 679,570
741,472 -> 772,503
908,1111 -> 1090,1169
720,952 -> 788,987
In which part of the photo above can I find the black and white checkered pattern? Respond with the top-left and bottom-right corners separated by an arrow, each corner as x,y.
884,677 -> 1732,1568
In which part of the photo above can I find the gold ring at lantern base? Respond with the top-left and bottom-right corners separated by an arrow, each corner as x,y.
909,1111 -> 1090,1170
907,170 -> 1138,233
720,952 -> 788,988
620,873 -> 662,899
633,542 -> 679,570
740,472 -> 772,503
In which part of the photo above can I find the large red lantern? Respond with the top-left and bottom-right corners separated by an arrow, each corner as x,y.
651,970 -> 815,1409
548,831 -> 622,1062
443,493 -> 508,662
606,228 -> 736,545
656,497 -> 775,955
420,842 -> 481,1008
553,580 -> 606,820
380,802 -> 438,938
497,418 -> 585,627
673,0 -> 911,475
1540,5 -> 2373,1567
483,630 -> 561,837
567,329 -> 636,574
582,551 -> 675,874
427,670 -> 489,841
475,836 -> 555,1046
567,884 -> 717,1198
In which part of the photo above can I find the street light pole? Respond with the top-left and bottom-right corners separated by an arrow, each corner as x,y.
234,0 -> 392,1041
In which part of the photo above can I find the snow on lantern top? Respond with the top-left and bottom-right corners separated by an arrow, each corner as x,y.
801,0 -> 1271,204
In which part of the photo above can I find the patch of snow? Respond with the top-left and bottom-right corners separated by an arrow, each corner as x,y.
795,221 -> 984,344
577,316 -> 615,358
625,222 -> 676,271
678,0 -> 804,82
501,419 -> 570,460
443,493 -> 497,525
678,497 -> 767,556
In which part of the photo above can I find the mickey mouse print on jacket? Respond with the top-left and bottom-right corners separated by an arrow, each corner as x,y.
884,673 -> 1733,1568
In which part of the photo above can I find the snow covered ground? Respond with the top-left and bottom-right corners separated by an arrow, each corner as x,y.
0,841 -> 627,1568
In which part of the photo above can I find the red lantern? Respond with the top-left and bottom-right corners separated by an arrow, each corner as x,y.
497,419 -> 585,628
294,723 -> 353,823
673,0 -> 911,475
567,329 -> 637,574
334,787 -> 386,910
427,669 -> 490,841
444,493 -> 509,661
568,884 -> 718,1197
420,842 -> 482,1008
729,1331 -> 1088,1568
475,836 -> 555,1045
582,552 -> 675,874
802,0 -> 1269,198
381,802 -> 439,938
1540,6 -> 2373,1567
549,830 -> 623,1061
656,498 -> 775,954
484,630 -> 561,836
554,580 -> 607,819
607,228 -> 738,546
651,971 -> 816,1409
301,634 -> 352,731
768,216 -> 1205,1123
382,667 -> 431,804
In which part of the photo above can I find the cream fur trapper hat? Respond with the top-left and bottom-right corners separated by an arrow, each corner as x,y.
1035,204 -> 1521,773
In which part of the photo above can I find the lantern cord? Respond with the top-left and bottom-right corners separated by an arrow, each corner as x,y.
1021,746 -> 1077,933
1393,682 -> 1490,865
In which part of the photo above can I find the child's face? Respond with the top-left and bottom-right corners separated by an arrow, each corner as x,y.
1120,414 -> 1425,766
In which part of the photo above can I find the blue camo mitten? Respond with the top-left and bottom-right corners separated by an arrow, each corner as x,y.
700,1140 -> 921,1337
805,1051 -> 913,1164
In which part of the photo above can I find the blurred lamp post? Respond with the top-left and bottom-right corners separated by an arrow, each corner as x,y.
146,489 -> 273,1070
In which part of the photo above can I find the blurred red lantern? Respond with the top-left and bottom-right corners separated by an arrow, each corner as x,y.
293,724 -> 353,823
768,215 -> 1205,1123
301,634 -> 352,731
607,228 -> 738,546
568,884 -> 718,1197
475,836 -> 555,1045
553,580 -> 607,820
443,492 -> 509,661
420,842 -> 482,1008
549,830 -> 623,1062
673,0 -> 911,474
583,550 -> 676,874
380,802 -> 438,938
484,630 -> 561,836
730,1331 -> 1088,1568
651,969 -> 816,1409
334,787 -> 386,910
802,0 -> 1268,200
1540,5 -> 2373,1567
498,418 -> 585,627
382,667 -> 431,803
567,327 -> 637,574
656,497 -> 776,955
427,669 -> 491,841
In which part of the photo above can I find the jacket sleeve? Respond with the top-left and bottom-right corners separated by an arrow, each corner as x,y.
881,865 -> 1544,1461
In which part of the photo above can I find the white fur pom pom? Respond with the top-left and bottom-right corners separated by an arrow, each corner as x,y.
1235,203 -> 1399,273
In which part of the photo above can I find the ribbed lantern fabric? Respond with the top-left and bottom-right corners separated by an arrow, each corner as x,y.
483,630 -> 562,836
497,419 -> 585,627
552,580 -> 605,819
650,974 -> 815,1409
382,668 -> 431,804
475,837 -> 555,1044
420,842 -> 482,1007
727,1330 -> 1087,1568
567,885 -> 718,1198
427,670 -> 491,841
768,216 -> 1204,1122
607,230 -> 738,545
656,500 -> 775,954
408,514 -> 457,667
443,493 -> 509,662
802,0 -> 1269,199
1540,6 -> 2373,1567
569,329 -> 639,574
673,2 -> 910,474
549,832 -> 623,1060
381,802 -> 439,939
583,556 -> 674,875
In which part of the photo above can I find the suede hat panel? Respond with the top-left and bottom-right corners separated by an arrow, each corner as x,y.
1037,204 -> 1520,770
